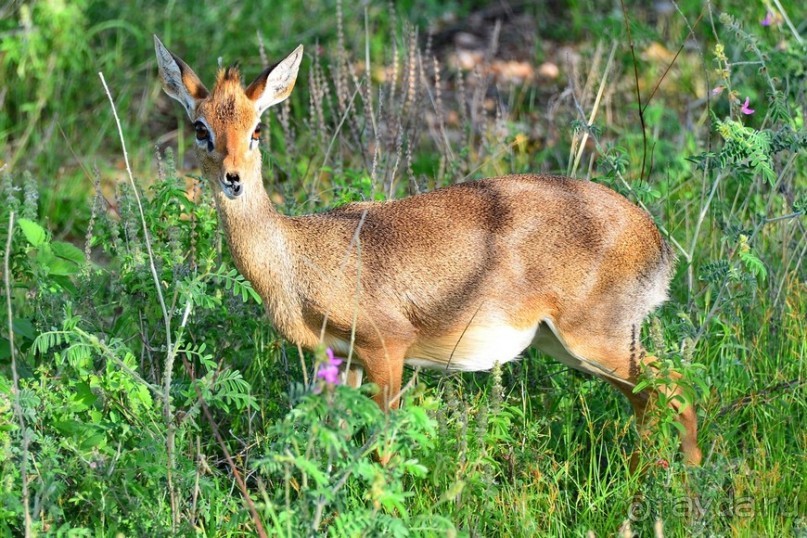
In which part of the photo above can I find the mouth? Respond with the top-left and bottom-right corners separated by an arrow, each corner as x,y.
219,179 -> 244,199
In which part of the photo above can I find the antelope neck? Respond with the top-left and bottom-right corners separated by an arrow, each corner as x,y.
213,183 -> 303,335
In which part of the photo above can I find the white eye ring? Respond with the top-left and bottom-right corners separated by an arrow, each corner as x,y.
193,119 -> 215,151
249,123 -> 262,150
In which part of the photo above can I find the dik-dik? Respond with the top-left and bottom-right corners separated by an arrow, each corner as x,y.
154,36 -> 701,466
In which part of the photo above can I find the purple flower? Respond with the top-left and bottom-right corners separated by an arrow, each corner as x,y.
740,97 -> 755,115
761,12 -> 773,27
316,348 -> 343,385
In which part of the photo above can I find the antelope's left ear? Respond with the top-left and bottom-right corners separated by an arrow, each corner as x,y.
245,45 -> 303,116
154,35 -> 209,119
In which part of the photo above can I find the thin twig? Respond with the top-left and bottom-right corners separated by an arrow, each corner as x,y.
691,200 -> 793,344
310,85 -> 361,205
774,229 -> 806,308
345,211 -> 369,371
316,210 -> 369,353
642,9 -> 706,112
197,387 -> 268,537
6,212 -> 32,536
297,342 -> 309,387
388,366 -> 421,409
764,211 -> 804,224
687,170 -> 725,266
620,0 -> 648,182
311,435 -> 380,530
69,328 -> 164,399
98,73 -> 173,372
98,71 -> 178,528
570,42 -> 617,178
717,379 -> 804,417
364,6 -> 378,139
164,298 -> 193,529
771,0 -> 803,45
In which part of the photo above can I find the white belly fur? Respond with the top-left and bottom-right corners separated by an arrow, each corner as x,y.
326,318 -> 623,383
405,319 -> 623,383
405,323 -> 537,371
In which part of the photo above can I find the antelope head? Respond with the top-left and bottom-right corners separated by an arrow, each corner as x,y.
154,35 -> 303,201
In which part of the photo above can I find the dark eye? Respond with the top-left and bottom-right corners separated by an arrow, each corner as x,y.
251,123 -> 263,141
194,121 -> 209,141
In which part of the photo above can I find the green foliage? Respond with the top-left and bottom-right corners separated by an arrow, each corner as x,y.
714,118 -> 777,184
0,154 -> 270,534
254,386 -> 447,535
1,0 -> 806,536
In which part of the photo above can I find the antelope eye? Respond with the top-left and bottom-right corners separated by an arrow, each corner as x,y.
251,123 -> 263,141
194,122 -> 209,141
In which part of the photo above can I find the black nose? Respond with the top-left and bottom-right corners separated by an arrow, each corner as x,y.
225,172 -> 240,185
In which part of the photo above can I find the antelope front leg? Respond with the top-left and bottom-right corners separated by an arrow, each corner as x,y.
341,362 -> 364,388
359,345 -> 406,412
358,344 -> 407,466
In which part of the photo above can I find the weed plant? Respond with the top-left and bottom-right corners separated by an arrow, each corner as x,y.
1,1 -> 805,536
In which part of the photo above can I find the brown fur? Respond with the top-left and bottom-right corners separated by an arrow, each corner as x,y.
155,37 -> 702,465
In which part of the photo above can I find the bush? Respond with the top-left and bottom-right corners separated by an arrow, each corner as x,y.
1,1 -> 805,535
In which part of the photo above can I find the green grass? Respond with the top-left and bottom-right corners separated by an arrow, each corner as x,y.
1,0 -> 806,536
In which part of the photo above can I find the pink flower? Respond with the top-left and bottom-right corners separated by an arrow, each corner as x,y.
316,348 -> 343,385
711,86 -> 725,96
740,97 -> 755,115
761,12 -> 773,27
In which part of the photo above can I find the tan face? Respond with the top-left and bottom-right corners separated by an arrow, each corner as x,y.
192,70 -> 264,199
154,36 -> 303,200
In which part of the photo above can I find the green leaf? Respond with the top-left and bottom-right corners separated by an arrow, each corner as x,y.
633,379 -> 652,393
17,218 -> 47,247
46,257 -> 80,276
81,432 -> 107,450
51,274 -> 77,293
740,250 -> 767,280
293,456 -> 328,487
32,241 -> 81,276
53,419 -> 84,436
72,381 -> 98,412
52,241 -> 85,265
12,318 -> 36,340
35,244 -> 55,269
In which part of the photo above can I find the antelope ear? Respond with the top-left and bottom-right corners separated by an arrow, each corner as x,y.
245,45 -> 303,116
154,35 -> 209,119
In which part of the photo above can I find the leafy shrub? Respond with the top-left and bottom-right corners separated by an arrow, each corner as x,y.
1,1 -> 805,536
